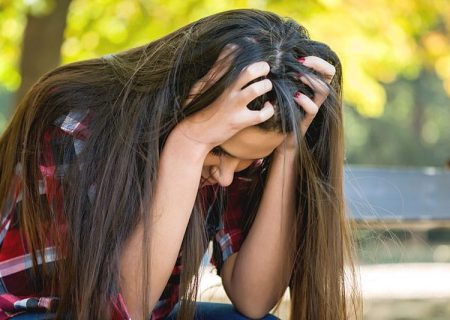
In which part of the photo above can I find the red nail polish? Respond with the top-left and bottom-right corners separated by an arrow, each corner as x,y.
297,57 -> 305,63
294,92 -> 301,98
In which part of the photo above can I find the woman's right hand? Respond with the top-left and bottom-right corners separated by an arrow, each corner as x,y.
176,45 -> 275,151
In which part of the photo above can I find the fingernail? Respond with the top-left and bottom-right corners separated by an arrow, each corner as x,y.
294,92 -> 301,98
297,57 -> 305,63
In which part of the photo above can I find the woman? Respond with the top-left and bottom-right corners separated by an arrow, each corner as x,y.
0,9 -> 361,320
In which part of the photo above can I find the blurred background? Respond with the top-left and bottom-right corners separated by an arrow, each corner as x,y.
0,0 -> 449,319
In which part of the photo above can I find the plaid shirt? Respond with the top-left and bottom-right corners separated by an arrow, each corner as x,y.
0,110 -> 252,319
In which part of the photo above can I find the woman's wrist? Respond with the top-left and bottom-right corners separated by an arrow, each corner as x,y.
165,124 -> 211,164
273,139 -> 297,160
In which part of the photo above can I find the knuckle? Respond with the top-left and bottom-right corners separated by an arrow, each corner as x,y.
316,83 -> 330,96
303,101 -> 319,116
245,65 -> 258,78
330,65 -> 336,75
263,79 -> 272,91
245,62 -> 269,78
228,115 -> 242,130
260,61 -> 270,73
314,96 -> 326,108
248,85 -> 260,97
305,109 -> 318,119
258,111 -> 269,122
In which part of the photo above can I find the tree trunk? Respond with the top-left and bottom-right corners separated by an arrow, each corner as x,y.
14,0 -> 73,106
411,70 -> 425,142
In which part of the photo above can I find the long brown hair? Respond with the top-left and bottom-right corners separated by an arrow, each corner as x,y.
0,9 -> 361,319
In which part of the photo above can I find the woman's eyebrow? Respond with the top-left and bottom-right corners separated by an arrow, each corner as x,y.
219,146 -> 261,161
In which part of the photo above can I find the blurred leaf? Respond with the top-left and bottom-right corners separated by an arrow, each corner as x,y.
1,0 -> 449,119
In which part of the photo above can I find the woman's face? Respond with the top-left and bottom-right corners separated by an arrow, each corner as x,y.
201,126 -> 286,187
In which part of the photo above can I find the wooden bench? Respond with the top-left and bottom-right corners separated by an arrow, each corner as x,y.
345,166 -> 450,229
199,166 -> 450,318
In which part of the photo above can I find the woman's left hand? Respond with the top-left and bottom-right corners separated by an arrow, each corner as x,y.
276,55 -> 336,154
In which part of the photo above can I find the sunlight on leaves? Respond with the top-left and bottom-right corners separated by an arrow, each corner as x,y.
0,0 -> 449,118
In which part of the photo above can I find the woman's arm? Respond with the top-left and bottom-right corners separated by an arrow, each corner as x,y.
119,127 -> 209,319
220,149 -> 296,318
221,56 -> 336,318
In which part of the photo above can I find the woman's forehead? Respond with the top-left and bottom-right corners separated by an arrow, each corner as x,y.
220,126 -> 286,160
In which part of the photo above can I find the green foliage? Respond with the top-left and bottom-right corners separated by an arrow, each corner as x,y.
0,0 -> 449,165
0,0 -> 25,91
1,0 -> 449,116
62,0 -> 256,61
345,70 -> 450,167
267,0 -> 450,116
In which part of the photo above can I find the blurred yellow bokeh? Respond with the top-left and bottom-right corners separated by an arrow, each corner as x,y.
1,0 -> 449,117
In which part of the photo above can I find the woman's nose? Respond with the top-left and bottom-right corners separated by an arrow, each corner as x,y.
211,158 -> 240,187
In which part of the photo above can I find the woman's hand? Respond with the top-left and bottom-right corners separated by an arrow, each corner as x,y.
278,56 -> 336,154
176,45 -> 275,152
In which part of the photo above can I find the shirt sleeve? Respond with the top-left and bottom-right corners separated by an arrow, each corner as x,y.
0,109 -> 93,298
40,109 -> 93,215
215,185 -> 243,253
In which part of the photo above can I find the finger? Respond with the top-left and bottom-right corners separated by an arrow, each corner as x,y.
294,92 -> 319,136
184,44 -> 237,106
203,43 -> 238,85
233,61 -> 270,90
184,80 -> 206,107
239,78 -> 272,105
299,74 -> 330,107
239,101 -> 275,127
299,56 -> 335,84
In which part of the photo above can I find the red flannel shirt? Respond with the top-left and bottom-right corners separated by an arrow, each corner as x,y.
0,110 -> 254,319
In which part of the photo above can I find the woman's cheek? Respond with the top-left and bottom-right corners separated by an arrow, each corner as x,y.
202,154 -> 219,167
236,159 -> 255,172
